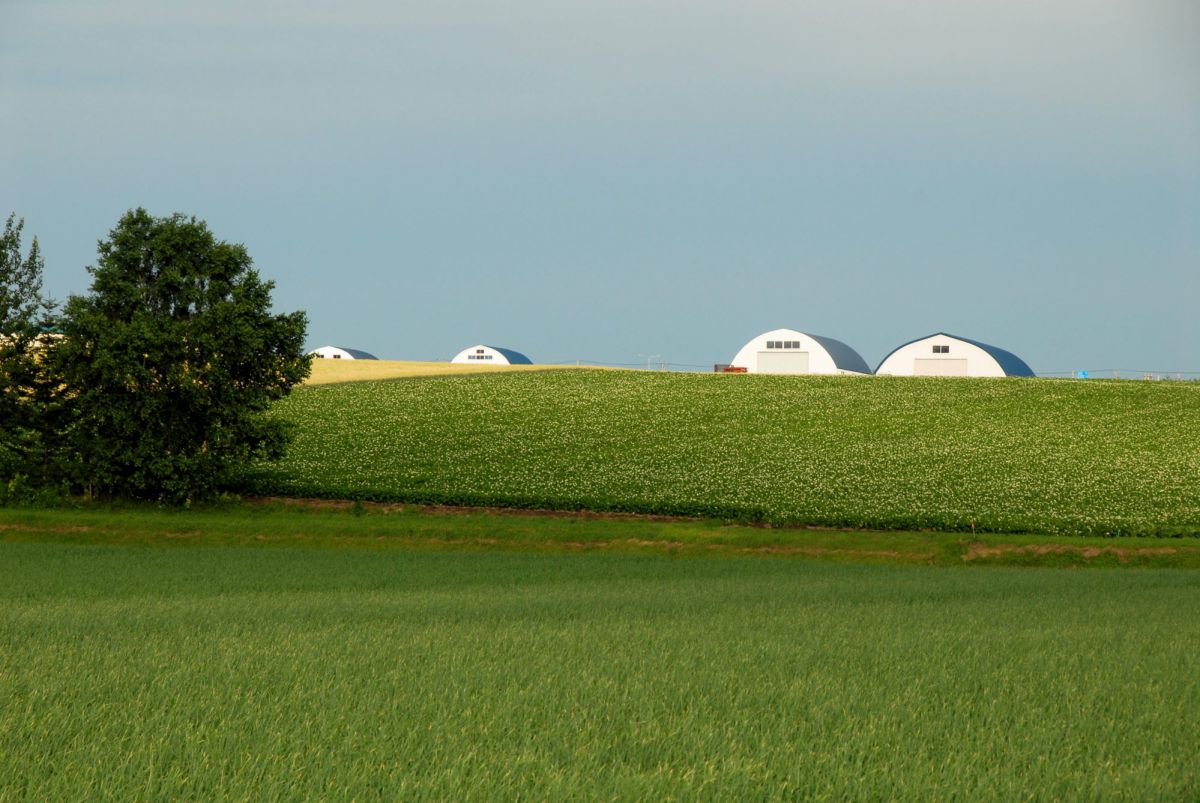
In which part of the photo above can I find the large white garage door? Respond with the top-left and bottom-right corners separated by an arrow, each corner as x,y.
914,358 -> 968,377
757,351 -> 810,374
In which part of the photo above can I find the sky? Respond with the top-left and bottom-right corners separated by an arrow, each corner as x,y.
3,0 -> 1198,373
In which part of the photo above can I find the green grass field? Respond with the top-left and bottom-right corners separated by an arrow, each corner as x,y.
1,526 -> 1197,800
7,370 -> 1198,798
241,370 -> 1200,536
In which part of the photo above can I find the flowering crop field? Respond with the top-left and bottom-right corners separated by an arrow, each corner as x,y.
243,371 -> 1200,535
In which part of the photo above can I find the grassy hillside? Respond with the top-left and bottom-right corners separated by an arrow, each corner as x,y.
243,371 -> 1200,535
2,538 -> 1197,799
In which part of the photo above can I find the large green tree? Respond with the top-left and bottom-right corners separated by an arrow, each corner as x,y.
60,209 -> 310,501
0,214 -> 63,484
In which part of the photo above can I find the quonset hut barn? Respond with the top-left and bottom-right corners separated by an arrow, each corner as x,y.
875,333 -> 1034,377
728,329 -> 871,375
450,345 -> 533,365
308,346 -> 379,360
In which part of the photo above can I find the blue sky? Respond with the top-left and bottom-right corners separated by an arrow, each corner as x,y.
3,0 -> 1197,372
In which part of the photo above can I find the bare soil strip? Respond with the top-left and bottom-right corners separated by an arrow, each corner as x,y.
4,504 -> 1198,567
243,495 -> 711,524
964,541 -> 1186,563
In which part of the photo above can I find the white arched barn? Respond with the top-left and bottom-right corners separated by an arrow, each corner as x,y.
729,329 -> 871,375
308,346 -> 379,360
875,333 -> 1034,377
450,344 -> 533,365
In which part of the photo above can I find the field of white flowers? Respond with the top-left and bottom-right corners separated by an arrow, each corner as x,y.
242,371 -> 1200,535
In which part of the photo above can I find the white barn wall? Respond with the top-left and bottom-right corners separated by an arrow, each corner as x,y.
451,344 -> 525,365
876,334 -> 1006,377
730,328 -> 868,375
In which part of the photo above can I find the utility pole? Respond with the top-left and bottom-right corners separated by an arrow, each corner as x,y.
637,354 -> 661,371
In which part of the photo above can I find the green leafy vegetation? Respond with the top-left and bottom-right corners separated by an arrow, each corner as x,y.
1,209 -> 309,502
242,370 -> 1200,535
0,213 -> 64,485
59,209 -> 309,500
1,535 -> 1197,799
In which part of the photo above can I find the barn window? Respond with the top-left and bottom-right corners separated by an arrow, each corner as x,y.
932,345 -> 949,354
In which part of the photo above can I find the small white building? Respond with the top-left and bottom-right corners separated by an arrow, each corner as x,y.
450,344 -> 533,365
729,328 -> 871,375
875,333 -> 1034,377
308,346 -> 379,360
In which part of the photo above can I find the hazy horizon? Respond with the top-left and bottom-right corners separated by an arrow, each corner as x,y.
3,0 -> 1197,373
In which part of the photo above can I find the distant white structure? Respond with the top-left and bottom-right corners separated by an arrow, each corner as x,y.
308,346 -> 379,360
450,344 -> 533,365
729,328 -> 871,375
875,333 -> 1034,377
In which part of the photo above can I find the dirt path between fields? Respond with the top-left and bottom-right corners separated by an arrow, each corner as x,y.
963,541 -> 1192,563
243,496 -> 721,524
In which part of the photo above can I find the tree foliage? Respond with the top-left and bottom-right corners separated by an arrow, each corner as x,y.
0,214 -> 50,331
0,214 -> 63,485
58,209 -> 310,501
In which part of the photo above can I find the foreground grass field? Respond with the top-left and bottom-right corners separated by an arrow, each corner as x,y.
244,370 -> 1200,536
1,526 -> 1197,799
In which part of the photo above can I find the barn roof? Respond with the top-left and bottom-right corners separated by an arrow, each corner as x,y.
488,346 -> 532,365
875,333 -> 1034,377
334,347 -> 379,360
804,333 -> 872,374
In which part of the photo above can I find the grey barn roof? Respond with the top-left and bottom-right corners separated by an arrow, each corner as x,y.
804,333 -> 872,374
875,333 -> 1034,377
488,346 -> 532,365
334,347 -> 379,360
